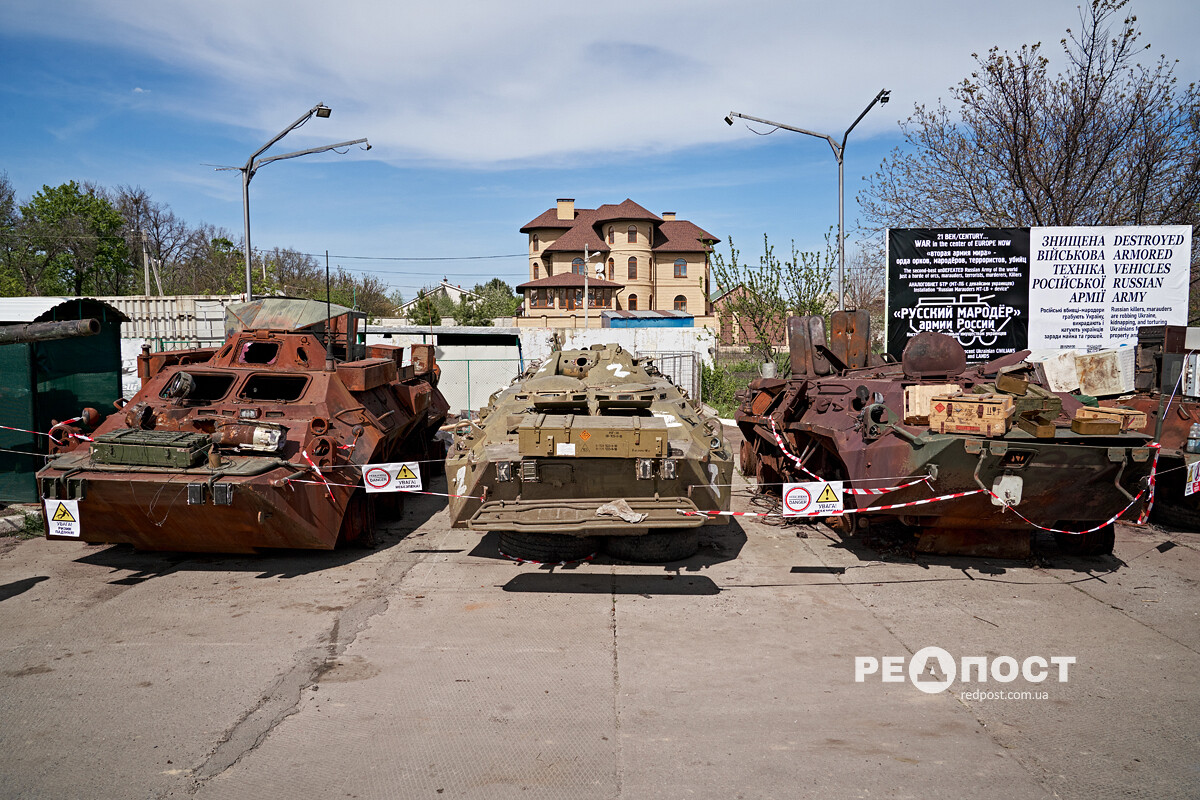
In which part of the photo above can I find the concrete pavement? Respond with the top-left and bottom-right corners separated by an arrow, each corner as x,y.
0,476 -> 1197,799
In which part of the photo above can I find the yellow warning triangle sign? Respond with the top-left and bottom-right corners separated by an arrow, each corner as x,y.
816,484 -> 839,504
395,465 -> 418,480
51,502 -> 76,522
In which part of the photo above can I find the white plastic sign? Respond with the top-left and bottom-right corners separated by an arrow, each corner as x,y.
44,499 -> 81,537
782,481 -> 844,517
363,462 -> 422,493
1186,461 -> 1200,497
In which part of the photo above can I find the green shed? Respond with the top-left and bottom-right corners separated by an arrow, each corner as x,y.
0,298 -> 127,503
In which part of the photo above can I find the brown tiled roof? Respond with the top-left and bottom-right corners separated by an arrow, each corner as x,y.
516,273 -> 625,290
519,208 -> 578,233
593,199 -> 661,223
652,220 -> 720,252
543,209 -> 610,254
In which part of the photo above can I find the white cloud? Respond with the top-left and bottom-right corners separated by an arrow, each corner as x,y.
132,87 -> 148,93
4,0 -> 1197,166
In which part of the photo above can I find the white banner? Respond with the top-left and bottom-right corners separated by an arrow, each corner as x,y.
782,481 -> 844,517
1027,225 -> 1190,350
362,462 -> 422,493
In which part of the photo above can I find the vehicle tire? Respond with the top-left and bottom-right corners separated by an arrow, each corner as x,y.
498,531 -> 600,563
604,529 -> 700,563
1150,499 -> 1200,532
336,490 -> 376,549
1054,523 -> 1115,556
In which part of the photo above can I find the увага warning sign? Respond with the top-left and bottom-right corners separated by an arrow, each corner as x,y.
43,498 -> 81,538
363,462 -> 423,493
782,481 -> 844,517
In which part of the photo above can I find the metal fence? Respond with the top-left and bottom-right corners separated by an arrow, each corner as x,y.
439,351 -> 702,415
640,350 -> 702,400
436,358 -> 525,415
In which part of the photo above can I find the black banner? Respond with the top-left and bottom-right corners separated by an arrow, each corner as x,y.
886,228 -> 1030,361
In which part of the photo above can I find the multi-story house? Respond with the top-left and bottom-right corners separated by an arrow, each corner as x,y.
516,198 -> 719,327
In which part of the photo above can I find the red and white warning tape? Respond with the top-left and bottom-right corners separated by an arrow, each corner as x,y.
768,417 -> 931,495
300,448 -> 337,503
678,488 -> 987,519
844,476 -> 931,496
990,489 -> 1145,535
1137,443 -> 1162,524
285,477 -> 483,501
767,417 -> 820,480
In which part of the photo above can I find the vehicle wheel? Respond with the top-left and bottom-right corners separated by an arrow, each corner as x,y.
1054,523 -> 1115,556
1150,499 -> 1200,531
604,530 -> 700,563
336,490 -> 376,549
498,531 -> 600,563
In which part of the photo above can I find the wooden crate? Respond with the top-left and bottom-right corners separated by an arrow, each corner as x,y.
903,384 -> 961,425
1076,406 -> 1148,431
928,393 -> 1014,437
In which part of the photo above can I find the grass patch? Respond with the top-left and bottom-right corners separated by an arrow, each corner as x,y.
702,354 -> 790,418
0,512 -> 44,540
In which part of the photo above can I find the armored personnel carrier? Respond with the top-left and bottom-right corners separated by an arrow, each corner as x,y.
737,314 -> 1156,557
36,302 -> 448,552
446,344 -> 733,562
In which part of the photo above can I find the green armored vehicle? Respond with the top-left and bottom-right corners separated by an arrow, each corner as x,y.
446,344 -> 733,562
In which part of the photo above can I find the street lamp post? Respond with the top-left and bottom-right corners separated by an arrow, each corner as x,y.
231,102 -> 370,299
725,89 -> 890,311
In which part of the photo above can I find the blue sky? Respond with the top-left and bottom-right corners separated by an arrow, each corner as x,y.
2,0 -> 1197,299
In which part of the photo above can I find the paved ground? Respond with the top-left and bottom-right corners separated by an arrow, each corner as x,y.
1,470 -> 1198,799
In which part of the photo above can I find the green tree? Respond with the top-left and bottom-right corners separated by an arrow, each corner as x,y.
471,278 -> 521,319
407,291 -> 442,326
19,181 -> 132,295
0,173 -> 24,295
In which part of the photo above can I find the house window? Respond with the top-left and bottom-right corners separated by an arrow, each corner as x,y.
529,288 -> 553,308
572,257 -> 585,275
627,257 -> 637,279
587,288 -> 612,308
674,258 -> 687,278
607,258 -> 614,280
628,294 -> 638,311
608,226 -> 614,244
674,295 -> 687,312
533,263 -> 539,279
627,225 -> 637,243
532,234 -> 539,251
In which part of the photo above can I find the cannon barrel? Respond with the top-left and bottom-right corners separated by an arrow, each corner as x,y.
0,318 -> 101,345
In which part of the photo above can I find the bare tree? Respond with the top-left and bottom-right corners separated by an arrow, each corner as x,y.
860,1 -> 1200,233
842,243 -> 887,350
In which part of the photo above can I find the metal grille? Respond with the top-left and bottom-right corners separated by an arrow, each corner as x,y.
640,350 -> 701,399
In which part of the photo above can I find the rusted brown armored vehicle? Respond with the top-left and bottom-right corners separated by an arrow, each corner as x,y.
446,343 -> 733,562
36,301 -> 448,553
736,313 -> 1156,557
1096,325 -> 1200,529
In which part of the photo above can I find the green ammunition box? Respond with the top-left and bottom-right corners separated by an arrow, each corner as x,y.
517,413 -> 669,458
91,429 -> 212,469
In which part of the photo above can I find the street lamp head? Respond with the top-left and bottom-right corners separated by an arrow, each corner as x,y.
724,114 -> 734,126
315,104 -> 332,118
879,90 -> 891,105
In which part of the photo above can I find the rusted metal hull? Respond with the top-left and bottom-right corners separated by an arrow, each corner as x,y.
1101,393 -> 1200,529
37,318 -> 447,553
40,463 -> 353,553
738,323 -> 1154,557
